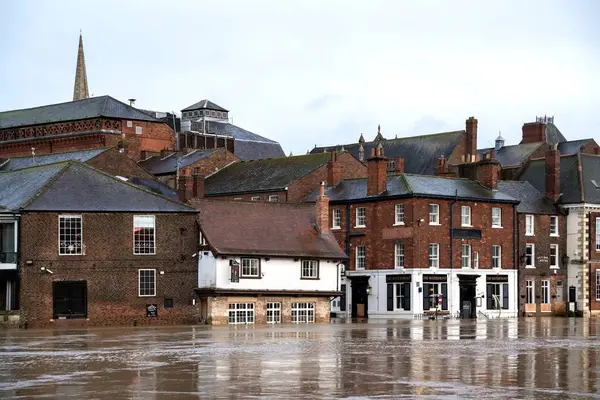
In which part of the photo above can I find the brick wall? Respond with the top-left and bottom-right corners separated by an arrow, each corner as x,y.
120,119 -> 175,161
86,147 -> 156,180
19,212 -> 199,328
205,190 -> 288,202
517,213 -> 567,315
0,133 -> 109,158
331,198 -> 515,271
207,296 -> 330,324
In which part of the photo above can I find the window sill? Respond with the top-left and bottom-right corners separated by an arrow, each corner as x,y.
492,226 -> 503,229
393,222 -> 405,226
354,225 -> 366,229
134,253 -> 157,256
461,224 -> 473,228
138,295 -> 156,298
429,223 -> 441,226
549,267 -> 560,270
550,234 -> 559,237
525,266 -> 536,269
525,234 -> 534,237
331,227 -> 341,230
240,276 -> 262,279
300,277 -> 320,280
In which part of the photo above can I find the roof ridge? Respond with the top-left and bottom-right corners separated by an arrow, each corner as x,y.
0,95 -> 109,115
4,147 -> 109,160
399,173 -> 413,194
0,159 -> 75,174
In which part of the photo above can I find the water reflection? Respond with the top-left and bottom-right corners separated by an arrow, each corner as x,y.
0,319 -> 599,399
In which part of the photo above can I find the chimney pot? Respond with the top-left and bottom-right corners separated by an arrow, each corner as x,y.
178,175 -> 194,203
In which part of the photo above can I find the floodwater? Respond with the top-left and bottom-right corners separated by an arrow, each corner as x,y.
1,319 -> 599,399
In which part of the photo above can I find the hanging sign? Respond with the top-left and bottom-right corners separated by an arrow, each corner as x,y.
230,260 -> 240,283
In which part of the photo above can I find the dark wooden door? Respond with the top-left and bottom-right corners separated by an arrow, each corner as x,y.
53,281 -> 87,319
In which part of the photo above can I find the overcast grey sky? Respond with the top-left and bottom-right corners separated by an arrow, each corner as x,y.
1,1 -> 599,155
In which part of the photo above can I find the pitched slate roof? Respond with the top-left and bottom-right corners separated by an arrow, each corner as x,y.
205,153 -> 331,196
496,181 -> 557,214
557,139 -> 594,155
311,131 -> 464,175
0,148 -> 109,171
306,174 -> 518,203
185,120 -> 285,161
477,142 -> 544,167
182,100 -> 228,112
190,199 -> 347,259
0,96 -> 160,130
0,164 -> 66,212
518,154 -> 600,204
139,149 -> 218,176
0,162 -> 194,213
546,123 -> 567,145
130,177 -> 178,200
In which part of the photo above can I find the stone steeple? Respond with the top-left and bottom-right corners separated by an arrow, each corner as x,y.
73,32 -> 89,101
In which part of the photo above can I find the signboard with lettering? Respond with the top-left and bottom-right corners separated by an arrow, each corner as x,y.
537,256 -> 549,264
230,260 -> 240,283
423,274 -> 447,282
146,304 -> 158,318
386,274 -> 412,283
486,275 -> 509,282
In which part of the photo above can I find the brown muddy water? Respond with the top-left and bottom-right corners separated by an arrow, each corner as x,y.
0,318 -> 599,399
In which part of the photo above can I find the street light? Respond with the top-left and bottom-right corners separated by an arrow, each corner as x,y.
366,285 -> 372,296
561,254 -> 570,267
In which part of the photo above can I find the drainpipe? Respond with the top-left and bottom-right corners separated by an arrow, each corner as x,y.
345,203 -> 351,261
514,204 -> 519,317
449,190 -> 458,270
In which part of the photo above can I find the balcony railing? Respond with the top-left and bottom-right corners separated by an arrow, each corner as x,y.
0,252 -> 17,264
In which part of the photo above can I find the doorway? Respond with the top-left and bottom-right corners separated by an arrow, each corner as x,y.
457,274 -> 479,318
53,281 -> 87,319
350,277 -> 369,318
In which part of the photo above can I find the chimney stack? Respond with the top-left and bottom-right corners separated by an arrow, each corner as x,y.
367,144 -> 387,196
521,121 -> 546,144
315,182 -> 330,235
327,152 -> 341,187
178,168 -> 194,203
394,157 -> 405,174
545,144 -> 560,202
192,174 -> 205,199
465,117 -> 478,163
476,152 -> 500,190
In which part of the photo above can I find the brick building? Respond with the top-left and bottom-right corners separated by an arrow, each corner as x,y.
139,148 -> 240,189
0,161 -> 199,328
190,194 -> 345,325
203,152 -> 366,203
0,96 -> 175,161
307,147 -> 521,319
519,151 -> 600,316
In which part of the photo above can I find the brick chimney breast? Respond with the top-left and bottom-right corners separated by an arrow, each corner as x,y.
465,117 -> 478,163
521,121 -> 546,144
315,182 -> 330,235
193,174 -> 205,199
394,157 -> 405,174
476,158 -> 500,190
178,175 -> 194,203
327,152 -> 342,187
367,144 -> 387,196
545,144 -> 560,202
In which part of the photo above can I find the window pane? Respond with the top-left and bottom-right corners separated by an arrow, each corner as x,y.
59,216 -> 83,255
134,216 -> 155,255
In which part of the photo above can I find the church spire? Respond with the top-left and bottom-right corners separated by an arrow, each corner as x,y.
73,31 -> 89,101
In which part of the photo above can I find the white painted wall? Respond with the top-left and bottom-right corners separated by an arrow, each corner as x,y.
348,267 -> 518,319
197,252 -> 341,292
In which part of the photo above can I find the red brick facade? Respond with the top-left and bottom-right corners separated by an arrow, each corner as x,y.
86,147 -> 157,180
518,213 -> 567,316
0,118 -> 175,162
330,198 -> 516,272
18,212 -> 199,328
158,149 -> 240,189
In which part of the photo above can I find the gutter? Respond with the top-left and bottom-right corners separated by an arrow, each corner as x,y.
514,204 -> 519,317
327,193 -> 519,205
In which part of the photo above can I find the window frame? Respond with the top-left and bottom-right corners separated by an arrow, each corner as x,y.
268,195 -> 279,202
138,269 -> 156,297
300,259 -> 319,279
228,303 -> 255,325
58,215 -> 83,256
251,196 -> 260,201
525,214 -> 535,236
541,280 -> 550,305
332,209 -> 341,229
550,244 -> 559,269
526,280 -> 535,304
428,243 -> 439,268
596,270 -> 600,301
291,302 -> 315,323
596,218 -> 600,252
355,207 -> 366,228
550,216 -> 559,236
461,206 -> 472,227
355,246 -> 366,270
395,241 -> 404,268
492,207 -> 502,228
133,215 -> 156,255
461,244 -> 471,268
525,244 -> 535,268
492,245 -> 501,269
266,302 -> 281,324
394,204 -> 405,225
240,257 -> 261,278
429,204 -> 440,225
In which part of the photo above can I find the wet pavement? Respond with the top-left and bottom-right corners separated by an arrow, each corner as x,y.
0,318 -> 599,399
